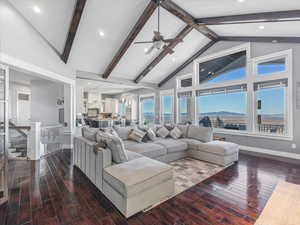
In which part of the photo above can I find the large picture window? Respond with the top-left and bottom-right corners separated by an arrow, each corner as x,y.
177,91 -> 192,124
191,45 -> 292,139
196,85 -> 247,131
140,95 -> 155,124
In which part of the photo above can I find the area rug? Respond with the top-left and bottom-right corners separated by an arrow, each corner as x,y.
144,157 -> 227,211
254,181 -> 300,225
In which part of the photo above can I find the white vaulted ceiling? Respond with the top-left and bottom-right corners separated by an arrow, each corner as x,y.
5,0 -> 300,85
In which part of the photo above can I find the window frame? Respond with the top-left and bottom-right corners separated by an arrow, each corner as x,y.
190,44 -> 293,140
176,90 -> 194,124
160,89 -> 174,124
139,93 -> 156,125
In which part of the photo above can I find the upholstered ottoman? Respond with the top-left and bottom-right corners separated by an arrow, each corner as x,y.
103,157 -> 174,218
189,140 -> 239,166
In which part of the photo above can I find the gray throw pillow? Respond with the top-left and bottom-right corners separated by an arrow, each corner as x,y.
156,126 -> 169,138
82,127 -> 98,142
128,129 -> 146,143
176,124 -> 189,138
170,127 -> 183,139
113,126 -> 133,140
187,125 -> 213,143
105,133 -> 128,163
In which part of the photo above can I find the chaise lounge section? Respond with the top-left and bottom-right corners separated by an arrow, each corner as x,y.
73,124 -> 239,218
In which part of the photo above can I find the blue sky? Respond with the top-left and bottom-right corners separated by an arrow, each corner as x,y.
143,63 -> 285,115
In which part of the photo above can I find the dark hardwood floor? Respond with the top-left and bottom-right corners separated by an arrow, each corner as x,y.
1,149 -> 300,225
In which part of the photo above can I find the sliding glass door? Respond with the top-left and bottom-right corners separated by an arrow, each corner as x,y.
0,65 -> 9,206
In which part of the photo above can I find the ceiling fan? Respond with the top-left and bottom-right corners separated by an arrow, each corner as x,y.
134,0 -> 183,55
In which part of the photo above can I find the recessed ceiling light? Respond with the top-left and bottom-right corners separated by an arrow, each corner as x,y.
172,57 -> 176,62
237,0 -> 245,3
33,6 -> 41,14
259,25 -> 265,30
144,48 -> 148,52
98,31 -> 105,37
272,40 -> 278,43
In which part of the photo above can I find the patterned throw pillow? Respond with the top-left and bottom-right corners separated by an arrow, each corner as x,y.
82,127 -> 99,142
170,127 -> 183,139
128,129 -> 146,143
146,128 -> 157,141
156,126 -> 170,138
105,133 -> 128,163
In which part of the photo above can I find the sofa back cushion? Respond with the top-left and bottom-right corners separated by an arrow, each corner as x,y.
82,127 -> 99,142
176,124 -> 189,138
187,125 -> 213,143
128,129 -> 146,143
146,128 -> 157,141
113,126 -> 133,140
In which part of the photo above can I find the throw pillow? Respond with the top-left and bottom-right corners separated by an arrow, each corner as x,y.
156,126 -> 169,138
146,128 -> 157,141
105,133 -> 128,163
113,126 -> 133,140
128,129 -> 146,143
176,124 -> 189,138
82,127 -> 98,142
170,127 -> 183,139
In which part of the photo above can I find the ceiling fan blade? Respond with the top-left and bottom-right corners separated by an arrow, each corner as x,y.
134,41 -> 154,44
145,45 -> 155,55
163,38 -> 183,43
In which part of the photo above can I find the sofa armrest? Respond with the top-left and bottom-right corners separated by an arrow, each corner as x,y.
73,136 -> 112,191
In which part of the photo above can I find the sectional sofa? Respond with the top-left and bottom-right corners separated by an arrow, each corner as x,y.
73,124 -> 239,218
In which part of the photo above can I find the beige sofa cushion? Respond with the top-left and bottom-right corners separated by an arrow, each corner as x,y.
154,138 -> 188,153
103,157 -> 173,197
124,142 -> 167,159
156,126 -> 169,138
114,126 -> 133,140
187,125 -> 213,143
82,127 -> 98,142
128,129 -> 146,143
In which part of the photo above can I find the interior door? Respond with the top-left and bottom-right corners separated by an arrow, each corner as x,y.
0,65 -> 9,206
17,92 -> 31,123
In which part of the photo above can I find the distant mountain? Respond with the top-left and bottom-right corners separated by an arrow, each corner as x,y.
199,111 -> 284,118
200,111 -> 246,117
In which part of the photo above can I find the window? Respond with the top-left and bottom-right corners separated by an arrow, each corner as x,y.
198,50 -> 247,84
192,45 -> 292,139
140,95 -> 155,124
177,91 -> 192,124
255,80 -> 287,136
257,58 -> 286,75
160,91 -> 174,124
119,101 -> 126,117
196,85 -> 247,131
177,74 -> 193,89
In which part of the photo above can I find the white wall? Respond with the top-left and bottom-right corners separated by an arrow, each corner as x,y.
30,80 -> 63,126
0,0 -> 75,79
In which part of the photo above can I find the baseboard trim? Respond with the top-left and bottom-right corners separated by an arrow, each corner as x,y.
240,145 -> 300,161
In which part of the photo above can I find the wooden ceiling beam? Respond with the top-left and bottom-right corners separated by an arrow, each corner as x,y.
220,36 -> 300,43
195,10 -> 300,25
61,0 -> 87,63
134,25 -> 193,83
102,0 -> 158,79
160,0 -> 218,40
158,39 -> 218,87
